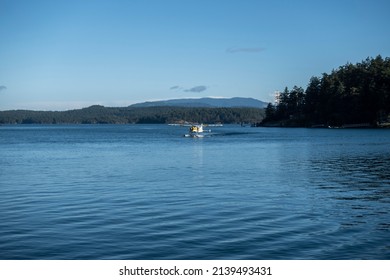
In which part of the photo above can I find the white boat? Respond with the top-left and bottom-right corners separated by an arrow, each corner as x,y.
169,122 -> 222,137
184,124 -> 208,138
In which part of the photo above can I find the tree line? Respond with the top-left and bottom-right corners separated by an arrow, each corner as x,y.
0,105 -> 265,125
262,55 -> 390,127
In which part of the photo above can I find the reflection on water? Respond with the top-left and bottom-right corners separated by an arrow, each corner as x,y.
305,145 -> 390,256
312,155 -> 390,202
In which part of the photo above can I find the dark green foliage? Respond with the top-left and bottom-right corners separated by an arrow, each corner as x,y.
263,55 -> 390,127
0,106 -> 265,125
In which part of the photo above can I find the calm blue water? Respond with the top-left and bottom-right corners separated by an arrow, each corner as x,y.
0,125 -> 389,259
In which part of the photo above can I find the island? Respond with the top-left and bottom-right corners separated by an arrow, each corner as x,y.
261,55 -> 390,128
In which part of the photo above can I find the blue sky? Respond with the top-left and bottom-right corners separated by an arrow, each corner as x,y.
1,0 -> 390,110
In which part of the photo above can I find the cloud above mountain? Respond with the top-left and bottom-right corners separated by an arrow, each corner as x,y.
184,85 -> 208,93
169,85 -> 209,93
0,85 -> 7,92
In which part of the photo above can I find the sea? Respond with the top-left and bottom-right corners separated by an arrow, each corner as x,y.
0,124 -> 389,260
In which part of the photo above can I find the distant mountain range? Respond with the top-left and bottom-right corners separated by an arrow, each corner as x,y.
130,97 -> 268,108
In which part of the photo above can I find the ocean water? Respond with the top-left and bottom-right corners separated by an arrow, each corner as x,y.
0,124 -> 389,260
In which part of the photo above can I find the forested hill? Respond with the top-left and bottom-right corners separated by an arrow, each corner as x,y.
262,55 -> 390,127
0,106 -> 265,125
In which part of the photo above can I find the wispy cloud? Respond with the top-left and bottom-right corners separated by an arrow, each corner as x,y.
170,85 -> 208,93
226,47 -> 265,53
184,85 -> 208,93
0,85 -> 7,92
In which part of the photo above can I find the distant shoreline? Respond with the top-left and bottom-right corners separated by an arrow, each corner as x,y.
0,106 -> 265,125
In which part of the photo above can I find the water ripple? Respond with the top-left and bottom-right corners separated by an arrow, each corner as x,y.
1,125 -> 390,259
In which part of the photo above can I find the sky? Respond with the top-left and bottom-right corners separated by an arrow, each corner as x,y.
1,0 -> 390,110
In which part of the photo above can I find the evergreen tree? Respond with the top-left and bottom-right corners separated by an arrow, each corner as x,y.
262,55 -> 390,127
